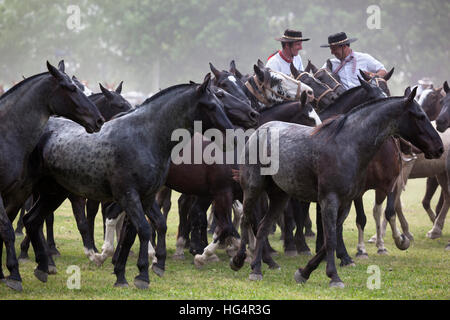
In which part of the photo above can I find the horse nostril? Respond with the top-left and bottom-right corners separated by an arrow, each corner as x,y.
97,117 -> 105,128
249,111 -> 259,120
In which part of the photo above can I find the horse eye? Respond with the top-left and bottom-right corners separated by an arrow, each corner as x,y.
215,91 -> 224,98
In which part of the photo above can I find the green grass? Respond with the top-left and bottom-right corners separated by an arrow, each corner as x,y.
1,178 -> 449,300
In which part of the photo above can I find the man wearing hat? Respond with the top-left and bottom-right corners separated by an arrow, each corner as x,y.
266,29 -> 310,75
320,32 -> 387,90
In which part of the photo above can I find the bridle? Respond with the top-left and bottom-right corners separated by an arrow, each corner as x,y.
295,72 -> 333,110
245,69 -> 302,106
314,68 -> 343,93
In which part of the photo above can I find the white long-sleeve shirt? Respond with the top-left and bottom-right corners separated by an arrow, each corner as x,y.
322,51 -> 386,90
266,51 -> 304,75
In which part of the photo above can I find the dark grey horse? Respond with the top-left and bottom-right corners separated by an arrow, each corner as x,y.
0,61 -> 104,291
21,74 -> 234,289
435,81 -> 450,132
232,87 -> 443,288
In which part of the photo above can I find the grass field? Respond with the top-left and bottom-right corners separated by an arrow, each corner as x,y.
0,178 -> 448,300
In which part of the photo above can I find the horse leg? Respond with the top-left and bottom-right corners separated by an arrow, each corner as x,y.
336,203 -> 354,267
422,177 -> 438,223
385,188 -> 411,250
145,201 -> 167,277
304,207 -> 315,238
427,174 -> 450,239
291,200 -> 311,255
283,199 -> 297,256
296,194 -> 344,287
249,184 -> 289,281
0,195 -> 22,291
14,196 -> 33,236
194,194 -> 229,267
23,191 -> 67,283
173,194 -> 195,260
86,199 -> 100,252
93,209 -> 125,267
190,196 -> 211,257
372,191 -> 388,254
44,213 -> 61,257
353,196 -> 368,258
113,190 -> 151,289
315,204 -> 323,254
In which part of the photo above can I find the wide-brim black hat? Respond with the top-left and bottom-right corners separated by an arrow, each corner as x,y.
320,32 -> 357,47
275,29 -> 310,42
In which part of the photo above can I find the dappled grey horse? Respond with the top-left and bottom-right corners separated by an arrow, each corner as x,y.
0,61 -> 104,291
231,87 -> 443,288
21,74 -> 234,289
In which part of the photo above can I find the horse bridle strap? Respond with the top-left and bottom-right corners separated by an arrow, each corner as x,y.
314,69 -> 342,92
245,72 -> 302,106
295,72 -> 333,108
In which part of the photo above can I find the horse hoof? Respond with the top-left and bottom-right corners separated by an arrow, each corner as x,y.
194,255 -> 206,268
329,281 -> 345,288
294,270 -> 307,284
299,250 -> 312,256
405,232 -> 414,241
396,234 -> 410,250
5,278 -> 23,292
18,252 -> 29,262
114,281 -> 129,288
426,229 -> 442,239
445,244 -> 450,251
172,253 -> 185,260
305,231 -> 315,238
15,231 -> 24,237
34,269 -> 48,283
48,265 -> 57,275
152,264 -> 164,278
377,248 -> 388,255
356,252 -> 369,259
249,273 -> 263,281
340,261 -> 356,267
49,248 -> 61,257
18,257 -> 30,264
134,278 -> 149,290
229,258 -> 244,271
206,254 -> 220,262
284,250 -> 298,257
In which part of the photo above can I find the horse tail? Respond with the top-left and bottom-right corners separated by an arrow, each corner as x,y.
231,169 -> 240,182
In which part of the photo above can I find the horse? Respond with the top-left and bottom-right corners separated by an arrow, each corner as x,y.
289,64 -> 338,112
304,60 -> 346,96
0,60 -> 104,291
73,79 -> 260,260
231,87 -> 443,287
20,73 -> 234,289
15,81 -> 133,262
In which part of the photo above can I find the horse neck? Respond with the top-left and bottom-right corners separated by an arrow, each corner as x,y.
319,86 -> 366,120
130,86 -> 199,154
337,98 -> 404,165
0,75 -> 54,152
90,95 -> 114,121
258,102 -> 296,125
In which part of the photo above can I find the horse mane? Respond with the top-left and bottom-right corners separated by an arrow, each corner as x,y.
0,72 -> 48,103
329,85 -> 363,105
138,83 -> 195,107
311,96 -> 393,139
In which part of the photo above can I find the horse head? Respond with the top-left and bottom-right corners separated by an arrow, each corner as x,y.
435,81 -> 450,132
210,62 -> 251,106
290,63 -> 338,110
398,86 -> 444,159
97,82 -> 133,120
359,67 -> 394,96
47,60 -> 104,133
308,61 -> 346,96
252,61 -> 314,105
195,73 -> 234,136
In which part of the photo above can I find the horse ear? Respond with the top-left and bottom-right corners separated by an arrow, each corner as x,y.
405,86 -> 418,105
229,60 -> 244,79
299,90 -> 308,106
197,73 -> 211,95
58,60 -> 65,73
257,59 -> 265,69
326,59 -> 333,72
404,86 -> 412,97
115,81 -> 123,94
306,60 -> 318,74
444,81 -> 449,94
290,63 -> 299,79
254,64 -> 265,82
99,83 -> 114,100
384,67 -> 394,81
47,61 -> 64,81
359,69 -> 371,82
358,75 -> 371,91
209,62 -> 221,79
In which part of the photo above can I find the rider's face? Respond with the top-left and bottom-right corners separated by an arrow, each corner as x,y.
289,41 -> 303,56
330,45 -> 348,60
